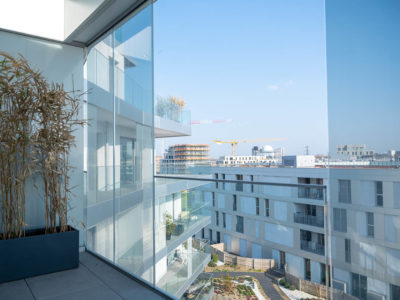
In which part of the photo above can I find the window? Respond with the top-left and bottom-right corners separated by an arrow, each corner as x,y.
201,228 -> 205,239
215,173 -> 219,189
304,258 -> 311,280
223,212 -> 226,228
222,174 -> 226,189
351,273 -> 367,300
250,175 -> 254,193
209,229 -> 213,241
391,284 -> 400,300
215,211 -> 219,226
367,212 -> 374,237
339,180 -> 351,203
256,198 -> 260,215
216,231 -> 221,243
306,204 -> 316,216
376,181 -> 383,207
265,199 -> 270,217
333,208 -> 347,232
345,239 -> 351,263
212,192 -> 215,207
236,216 -> 244,233
233,195 -> 237,211
236,174 -> 243,191
120,137 -> 135,185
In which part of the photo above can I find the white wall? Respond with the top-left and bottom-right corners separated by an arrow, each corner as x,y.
255,220 -> 260,238
311,260 -> 321,283
384,215 -> 400,243
359,181 -> 375,206
252,243 -> 262,259
226,213 -> 232,231
224,234 -> 232,252
356,211 -> 367,236
286,253 -> 304,279
217,193 -> 225,209
240,239 -> 247,257
274,200 -> 288,221
359,242 -> 376,271
333,268 -> 351,291
240,196 -> 256,215
0,31 -> 84,244
265,222 -> 293,247
387,248 -> 400,277
367,277 -> 386,297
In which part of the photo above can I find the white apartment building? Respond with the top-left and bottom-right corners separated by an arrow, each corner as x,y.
336,145 -> 374,159
203,166 -> 400,300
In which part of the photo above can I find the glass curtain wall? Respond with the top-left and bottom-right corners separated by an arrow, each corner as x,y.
326,1 -> 400,300
85,2 -> 154,283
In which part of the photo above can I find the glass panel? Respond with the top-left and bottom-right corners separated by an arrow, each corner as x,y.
85,1 -> 154,284
326,1 -> 400,299
86,33 -> 115,261
114,3 -> 154,282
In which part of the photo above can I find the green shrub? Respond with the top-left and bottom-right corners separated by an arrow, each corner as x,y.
290,285 -> 296,291
211,254 -> 219,263
284,282 -> 290,289
279,279 -> 287,286
208,261 -> 216,267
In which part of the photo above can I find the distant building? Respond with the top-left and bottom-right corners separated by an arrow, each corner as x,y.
252,145 -> 284,161
336,144 -> 374,159
282,155 -> 316,168
160,144 -> 210,174
216,155 -> 278,166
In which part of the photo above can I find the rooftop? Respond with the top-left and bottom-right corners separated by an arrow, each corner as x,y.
0,251 -> 171,300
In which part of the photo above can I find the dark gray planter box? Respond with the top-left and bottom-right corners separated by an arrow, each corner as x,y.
0,226 -> 79,283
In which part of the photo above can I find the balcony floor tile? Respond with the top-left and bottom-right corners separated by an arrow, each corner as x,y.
0,251 -> 168,300
0,279 -> 35,300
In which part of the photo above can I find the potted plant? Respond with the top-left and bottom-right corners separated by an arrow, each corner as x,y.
165,212 -> 176,240
0,53 -> 85,283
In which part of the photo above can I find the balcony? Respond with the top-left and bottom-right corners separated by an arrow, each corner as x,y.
294,212 -> 324,228
157,239 -> 211,298
155,177 -> 211,254
298,186 -> 324,200
300,240 -> 325,256
182,273 -> 214,300
0,251 -> 172,300
154,97 -> 191,138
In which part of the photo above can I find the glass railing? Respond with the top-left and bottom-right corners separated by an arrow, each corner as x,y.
298,186 -> 324,200
157,238 -> 210,297
155,96 -> 191,125
294,212 -> 324,228
181,273 -> 214,300
300,240 -> 325,256
155,177 -> 212,252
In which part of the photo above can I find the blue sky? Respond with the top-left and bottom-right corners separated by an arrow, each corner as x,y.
154,0 -> 328,158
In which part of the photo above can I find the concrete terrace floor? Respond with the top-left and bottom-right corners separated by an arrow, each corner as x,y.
0,252 -> 171,300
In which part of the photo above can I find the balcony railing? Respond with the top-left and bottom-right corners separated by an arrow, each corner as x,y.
298,186 -> 324,200
294,212 -> 324,228
155,96 -> 191,125
300,240 -> 325,255
157,239 -> 210,297
182,273 -> 214,300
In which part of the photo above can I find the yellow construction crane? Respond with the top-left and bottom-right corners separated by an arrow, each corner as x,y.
213,138 -> 287,156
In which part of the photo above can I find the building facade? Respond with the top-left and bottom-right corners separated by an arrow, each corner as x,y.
160,144 -> 210,174
204,166 -> 400,300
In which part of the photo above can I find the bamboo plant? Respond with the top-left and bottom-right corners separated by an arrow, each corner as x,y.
0,52 -> 85,239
